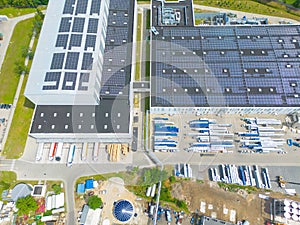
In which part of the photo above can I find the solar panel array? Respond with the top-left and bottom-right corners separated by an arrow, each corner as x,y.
43,72 -> 61,90
65,52 -> 79,70
43,0 -> 103,91
75,0 -> 88,15
63,0 -> 75,14
72,17 -> 85,32
50,53 -> 65,69
87,18 -> 99,33
85,35 -> 96,50
62,72 -> 77,90
78,73 -> 90,90
90,0 -> 101,15
69,34 -> 82,49
152,25 -> 300,107
99,0 -> 134,97
81,53 -> 93,70
55,34 -> 68,49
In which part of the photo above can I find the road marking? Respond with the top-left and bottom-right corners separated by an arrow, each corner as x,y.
10,159 -> 15,171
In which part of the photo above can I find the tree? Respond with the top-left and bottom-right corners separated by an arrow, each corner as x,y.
87,195 -> 102,210
14,61 -> 28,75
33,8 -> 45,35
21,46 -> 34,59
16,196 -> 38,216
51,184 -> 62,194
293,0 -> 300,8
142,168 -> 168,186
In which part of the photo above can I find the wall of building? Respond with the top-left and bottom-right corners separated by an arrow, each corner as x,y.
30,133 -> 132,143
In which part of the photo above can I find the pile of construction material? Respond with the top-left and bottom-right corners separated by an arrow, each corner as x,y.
238,118 -> 284,153
186,118 -> 234,153
153,117 -> 179,152
106,144 -> 130,162
276,199 -> 300,222
145,183 -> 157,198
174,163 -> 192,178
210,164 -> 271,189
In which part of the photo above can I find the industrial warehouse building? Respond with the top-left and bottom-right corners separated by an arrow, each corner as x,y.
150,0 -> 300,115
25,0 -> 135,142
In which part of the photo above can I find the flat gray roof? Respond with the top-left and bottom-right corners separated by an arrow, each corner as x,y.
31,98 -> 129,134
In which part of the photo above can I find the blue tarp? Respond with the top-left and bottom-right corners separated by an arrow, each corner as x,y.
77,183 -> 85,193
85,179 -> 94,189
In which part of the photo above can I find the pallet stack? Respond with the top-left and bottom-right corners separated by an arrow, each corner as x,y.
107,144 -> 130,162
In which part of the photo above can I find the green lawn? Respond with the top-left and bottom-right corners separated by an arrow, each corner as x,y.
0,171 -> 17,200
193,0 -> 300,21
135,13 -> 142,81
2,72 -> 35,159
2,20 -> 37,159
0,6 -> 46,18
146,9 -> 150,29
0,18 -> 34,103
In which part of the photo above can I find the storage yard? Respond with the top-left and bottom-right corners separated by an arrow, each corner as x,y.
150,113 -> 299,154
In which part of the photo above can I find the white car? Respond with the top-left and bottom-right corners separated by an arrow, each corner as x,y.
151,26 -> 159,35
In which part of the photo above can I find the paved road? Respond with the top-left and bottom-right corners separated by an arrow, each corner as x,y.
137,3 -> 299,24
0,12 -> 42,74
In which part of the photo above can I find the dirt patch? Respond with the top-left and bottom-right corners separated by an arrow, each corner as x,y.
171,180 -> 265,224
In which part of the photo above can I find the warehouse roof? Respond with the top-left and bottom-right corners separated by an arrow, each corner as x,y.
25,0 -> 134,104
30,98 -> 130,134
28,0 -> 134,135
151,0 -> 300,107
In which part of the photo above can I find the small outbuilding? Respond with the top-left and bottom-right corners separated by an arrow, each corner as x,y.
85,179 -> 94,189
77,183 -> 85,194
11,183 -> 32,202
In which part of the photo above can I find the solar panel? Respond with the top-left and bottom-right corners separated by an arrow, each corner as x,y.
50,53 -> 65,69
85,35 -> 96,50
78,73 -> 90,90
43,72 -> 61,90
75,0 -> 88,15
63,0 -> 75,14
87,18 -> 99,34
59,17 -> 72,32
81,53 -> 93,70
90,0 -> 101,15
62,72 -> 77,90
72,17 -> 85,33
65,52 -> 80,70
69,34 -> 82,49
55,34 -> 68,49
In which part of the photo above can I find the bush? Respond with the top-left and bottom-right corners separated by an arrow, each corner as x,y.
16,195 -> 38,216
51,184 -> 62,194
142,168 -> 168,186
169,176 -> 176,183
87,195 -> 103,210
